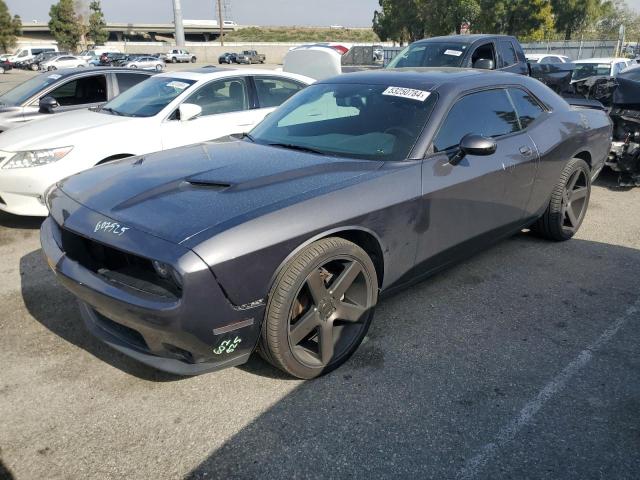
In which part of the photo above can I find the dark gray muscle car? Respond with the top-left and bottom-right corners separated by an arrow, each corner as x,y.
40,68 -> 612,379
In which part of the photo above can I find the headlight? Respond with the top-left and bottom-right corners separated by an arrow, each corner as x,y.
152,260 -> 183,290
2,146 -> 73,169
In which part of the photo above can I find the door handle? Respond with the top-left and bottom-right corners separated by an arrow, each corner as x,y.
519,146 -> 533,156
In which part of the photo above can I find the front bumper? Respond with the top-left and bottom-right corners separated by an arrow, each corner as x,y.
40,191 -> 265,375
0,160 -> 74,216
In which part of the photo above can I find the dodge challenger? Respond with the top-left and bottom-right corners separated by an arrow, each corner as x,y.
40,68 -> 612,379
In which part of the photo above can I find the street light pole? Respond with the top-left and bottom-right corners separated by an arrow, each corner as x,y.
172,0 -> 186,48
218,0 -> 224,46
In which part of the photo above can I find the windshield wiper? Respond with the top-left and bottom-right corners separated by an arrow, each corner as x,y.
101,107 -> 123,116
239,132 -> 255,142
267,142 -> 326,155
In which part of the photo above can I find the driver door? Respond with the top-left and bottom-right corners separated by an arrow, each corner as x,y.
415,88 -> 537,274
160,77 -> 258,149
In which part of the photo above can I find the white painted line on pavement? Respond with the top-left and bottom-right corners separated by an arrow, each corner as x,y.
457,298 -> 640,480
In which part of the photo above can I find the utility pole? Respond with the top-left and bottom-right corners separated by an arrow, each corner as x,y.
172,0 -> 186,48
218,0 -> 224,46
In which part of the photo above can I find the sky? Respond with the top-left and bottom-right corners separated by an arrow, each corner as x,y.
5,0 -> 382,27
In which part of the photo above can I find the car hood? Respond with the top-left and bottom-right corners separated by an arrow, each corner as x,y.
57,139 -> 384,245
0,109 -> 135,151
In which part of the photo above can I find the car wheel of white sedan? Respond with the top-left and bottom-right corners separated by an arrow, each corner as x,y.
155,64 -> 163,71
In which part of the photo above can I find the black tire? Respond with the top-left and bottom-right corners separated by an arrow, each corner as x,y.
531,158 -> 591,241
259,237 -> 378,379
191,56 -> 197,63
171,57 -> 177,63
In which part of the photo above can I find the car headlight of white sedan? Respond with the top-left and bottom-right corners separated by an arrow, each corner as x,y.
2,146 -> 73,169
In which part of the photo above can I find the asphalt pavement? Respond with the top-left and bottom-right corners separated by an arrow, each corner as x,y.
0,66 -> 638,480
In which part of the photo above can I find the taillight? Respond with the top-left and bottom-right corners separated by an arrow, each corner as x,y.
330,45 -> 349,55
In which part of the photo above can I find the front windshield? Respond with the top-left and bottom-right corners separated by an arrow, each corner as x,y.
387,42 -> 467,68
101,76 -> 196,117
0,73 -> 63,106
572,63 -> 612,81
250,83 -> 437,161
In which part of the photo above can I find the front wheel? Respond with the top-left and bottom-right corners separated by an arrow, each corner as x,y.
191,56 -> 197,63
530,158 -> 591,241
31,64 -> 39,71
259,237 -> 378,379
171,57 -> 177,63
155,64 -> 163,71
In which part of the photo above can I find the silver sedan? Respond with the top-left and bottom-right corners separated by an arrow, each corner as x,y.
123,56 -> 165,71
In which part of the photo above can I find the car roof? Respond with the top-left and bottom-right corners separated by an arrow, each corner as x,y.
37,67 -> 156,77
413,34 -> 515,46
574,57 -> 629,64
155,67 -> 315,84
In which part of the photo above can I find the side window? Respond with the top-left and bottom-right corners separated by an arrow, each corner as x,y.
254,77 -> 306,108
540,56 -> 555,64
471,43 -> 496,68
432,89 -> 519,152
48,75 -> 108,106
185,78 -> 249,116
508,88 -> 545,129
115,73 -> 149,94
498,41 -> 518,67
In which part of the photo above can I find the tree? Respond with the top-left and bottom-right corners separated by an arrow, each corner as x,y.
87,1 -> 108,45
373,0 -> 425,44
0,0 -> 21,53
49,0 -> 82,51
476,0 -> 553,40
551,0 -> 611,40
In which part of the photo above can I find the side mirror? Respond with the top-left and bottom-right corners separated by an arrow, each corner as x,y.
449,134 -> 497,165
178,103 -> 202,122
39,96 -> 59,113
473,58 -> 494,70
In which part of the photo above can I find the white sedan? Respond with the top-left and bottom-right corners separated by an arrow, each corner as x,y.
40,55 -> 88,71
0,68 -> 314,216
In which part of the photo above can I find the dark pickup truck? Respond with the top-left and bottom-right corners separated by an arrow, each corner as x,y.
387,34 -> 574,94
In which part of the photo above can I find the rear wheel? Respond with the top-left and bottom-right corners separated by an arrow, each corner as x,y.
171,57 -> 177,63
155,64 -> 163,71
191,56 -> 197,63
259,237 -> 378,379
531,158 -> 591,241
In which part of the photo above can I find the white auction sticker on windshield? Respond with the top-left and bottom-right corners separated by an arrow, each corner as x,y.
166,81 -> 190,90
382,86 -> 431,102
48,74 -> 62,80
444,49 -> 463,56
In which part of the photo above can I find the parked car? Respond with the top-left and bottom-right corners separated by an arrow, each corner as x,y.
40,69 -> 611,378
122,56 -> 165,71
26,51 -> 69,71
41,55 -> 88,71
0,68 -> 154,133
218,52 -> 238,64
5,45 -> 58,64
571,57 -> 633,82
99,52 -> 129,66
526,53 -> 571,64
0,68 -> 313,216
0,60 -> 12,74
78,47 -> 121,61
164,49 -> 197,63
236,50 -> 265,64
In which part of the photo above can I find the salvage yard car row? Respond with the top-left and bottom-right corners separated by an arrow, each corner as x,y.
0,35 -> 631,379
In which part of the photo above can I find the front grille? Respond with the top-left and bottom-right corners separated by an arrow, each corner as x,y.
60,227 -> 181,300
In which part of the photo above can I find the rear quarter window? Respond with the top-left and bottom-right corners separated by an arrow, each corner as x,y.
508,88 -> 545,128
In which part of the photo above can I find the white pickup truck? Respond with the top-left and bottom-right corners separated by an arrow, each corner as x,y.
164,49 -> 197,63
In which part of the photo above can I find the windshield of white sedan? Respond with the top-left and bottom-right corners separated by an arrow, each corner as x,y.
101,76 -> 196,117
0,74 -> 62,106
250,83 -> 436,161
386,43 -> 467,68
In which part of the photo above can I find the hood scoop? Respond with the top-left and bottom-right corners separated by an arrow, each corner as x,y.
186,178 -> 232,190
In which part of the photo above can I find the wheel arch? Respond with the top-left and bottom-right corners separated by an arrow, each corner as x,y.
573,150 -> 592,169
269,226 -> 386,293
